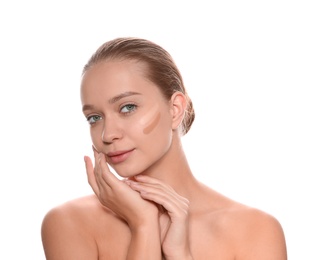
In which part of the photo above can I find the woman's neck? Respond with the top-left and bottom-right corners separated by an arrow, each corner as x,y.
143,136 -> 200,199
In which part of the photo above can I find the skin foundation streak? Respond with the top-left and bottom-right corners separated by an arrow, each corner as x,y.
143,112 -> 161,134
139,105 -> 161,134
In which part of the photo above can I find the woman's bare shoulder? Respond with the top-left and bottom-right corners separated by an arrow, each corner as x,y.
224,203 -> 287,259
41,194 -> 129,236
41,195 -> 130,259
42,194 -> 105,225
41,195 -> 100,259
200,187 -> 287,259
199,185 -> 283,226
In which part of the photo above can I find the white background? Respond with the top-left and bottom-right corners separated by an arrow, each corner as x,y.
0,0 -> 315,259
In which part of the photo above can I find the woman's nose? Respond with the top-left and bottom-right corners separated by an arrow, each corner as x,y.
101,118 -> 123,144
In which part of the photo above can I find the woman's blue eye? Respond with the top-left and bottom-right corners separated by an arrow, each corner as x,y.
87,115 -> 102,124
121,104 -> 136,113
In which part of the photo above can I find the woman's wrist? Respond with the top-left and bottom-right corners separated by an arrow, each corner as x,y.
164,254 -> 194,260
128,210 -> 159,231
163,248 -> 194,260
127,216 -> 162,260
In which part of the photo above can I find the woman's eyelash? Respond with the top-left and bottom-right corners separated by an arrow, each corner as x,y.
85,104 -> 137,125
86,115 -> 102,125
120,104 -> 137,114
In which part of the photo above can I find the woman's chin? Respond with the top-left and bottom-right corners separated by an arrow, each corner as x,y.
114,170 -> 140,179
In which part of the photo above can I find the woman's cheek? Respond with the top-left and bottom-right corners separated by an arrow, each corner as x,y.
143,112 -> 161,134
138,105 -> 161,135
90,126 -> 103,149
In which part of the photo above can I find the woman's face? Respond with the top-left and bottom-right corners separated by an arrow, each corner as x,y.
81,60 -> 174,177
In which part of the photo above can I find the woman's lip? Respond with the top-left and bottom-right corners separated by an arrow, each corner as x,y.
106,149 -> 134,164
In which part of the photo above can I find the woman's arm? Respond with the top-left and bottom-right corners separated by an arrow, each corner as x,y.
41,206 -> 98,260
127,218 -> 162,260
126,175 -> 194,260
84,151 -> 162,259
225,206 -> 287,260
237,209 -> 287,260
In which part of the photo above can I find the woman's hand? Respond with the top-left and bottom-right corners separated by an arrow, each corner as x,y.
126,175 -> 193,260
84,149 -> 163,259
84,149 -> 159,228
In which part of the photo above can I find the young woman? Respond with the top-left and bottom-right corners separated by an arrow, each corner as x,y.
41,37 -> 287,259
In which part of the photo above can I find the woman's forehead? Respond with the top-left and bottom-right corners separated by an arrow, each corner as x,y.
80,60 -> 163,102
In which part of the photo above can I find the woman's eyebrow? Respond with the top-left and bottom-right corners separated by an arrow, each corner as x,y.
82,91 -> 141,112
108,91 -> 141,104
82,104 -> 95,112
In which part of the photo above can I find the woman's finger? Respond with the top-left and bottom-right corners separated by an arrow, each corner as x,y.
93,148 -> 102,181
84,155 -> 100,196
141,190 -> 188,218
128,180 -> 189,218
133,175 -> 189,207
93,149 -> 114,189
97,153 -> 122,189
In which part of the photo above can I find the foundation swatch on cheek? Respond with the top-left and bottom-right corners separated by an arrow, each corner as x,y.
143,112 -> 161,134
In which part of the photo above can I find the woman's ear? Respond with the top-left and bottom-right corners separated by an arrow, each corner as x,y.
170,91 -> 187,130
